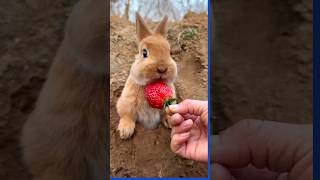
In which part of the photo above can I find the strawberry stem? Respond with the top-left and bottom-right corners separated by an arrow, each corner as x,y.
162,98 -> 176,110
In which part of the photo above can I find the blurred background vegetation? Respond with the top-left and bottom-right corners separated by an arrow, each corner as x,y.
111,0 -> 208,22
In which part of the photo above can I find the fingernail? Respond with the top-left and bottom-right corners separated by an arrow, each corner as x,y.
165,107 -> 170,114
169,104 -> 179,112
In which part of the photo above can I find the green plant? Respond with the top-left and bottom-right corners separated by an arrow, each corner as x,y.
182,28 -> 197,39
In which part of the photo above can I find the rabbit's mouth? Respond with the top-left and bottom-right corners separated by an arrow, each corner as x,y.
151,77 -> 166,83
153,74 -> 172,83
145,75 -> 175,85
155,73 -> 166,81
145,71 -> 176,85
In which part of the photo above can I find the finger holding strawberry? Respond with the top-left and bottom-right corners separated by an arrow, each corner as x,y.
144,82 -> 208,161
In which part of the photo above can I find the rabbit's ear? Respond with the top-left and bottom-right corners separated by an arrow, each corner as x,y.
154,15 -> 168,37
136,12 -> 151,42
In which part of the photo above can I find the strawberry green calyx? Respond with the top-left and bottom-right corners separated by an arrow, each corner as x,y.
162,98 -> 176,110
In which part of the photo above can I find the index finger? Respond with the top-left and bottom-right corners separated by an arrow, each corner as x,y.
168,99 -> 208,124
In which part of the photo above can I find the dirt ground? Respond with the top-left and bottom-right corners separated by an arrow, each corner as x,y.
109,13 -> 208,177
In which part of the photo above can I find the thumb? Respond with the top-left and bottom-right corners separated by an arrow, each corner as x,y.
211,119 -> 312,180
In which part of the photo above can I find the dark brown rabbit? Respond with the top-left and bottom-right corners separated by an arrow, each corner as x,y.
20,0 -> 107,179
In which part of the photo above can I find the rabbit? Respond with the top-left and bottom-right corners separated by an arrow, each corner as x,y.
117,13 -> 178,139
20,0 -> 107,179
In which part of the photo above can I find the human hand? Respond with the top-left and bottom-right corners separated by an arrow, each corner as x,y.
211,119 -> 313,180
167,99 -> 208,162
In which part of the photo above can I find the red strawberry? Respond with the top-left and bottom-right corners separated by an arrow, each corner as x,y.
144,81 -> 176,109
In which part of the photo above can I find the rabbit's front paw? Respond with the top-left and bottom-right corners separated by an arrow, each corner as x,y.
117,118 -> 135,139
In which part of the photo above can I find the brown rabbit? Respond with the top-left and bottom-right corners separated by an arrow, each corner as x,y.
117,13 -> 178,139
20,0 -> 107,179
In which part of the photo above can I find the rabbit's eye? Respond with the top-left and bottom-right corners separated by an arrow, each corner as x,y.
142,49 -> 148,58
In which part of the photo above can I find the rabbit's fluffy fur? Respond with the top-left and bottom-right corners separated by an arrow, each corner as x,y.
117,13 -> 177,139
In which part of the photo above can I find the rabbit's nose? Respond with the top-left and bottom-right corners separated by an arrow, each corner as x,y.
157,66 -> 167,74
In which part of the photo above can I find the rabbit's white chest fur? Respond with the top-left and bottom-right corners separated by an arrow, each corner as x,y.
137,96 -> 161,129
